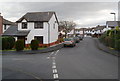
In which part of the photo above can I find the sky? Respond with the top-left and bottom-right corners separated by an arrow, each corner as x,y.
0,2 -> 119,28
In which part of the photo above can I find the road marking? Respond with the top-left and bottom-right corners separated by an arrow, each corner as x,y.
52,65 -> 56,69
46,57 -> 50,59
53,62 -> 56,65
49,52 -> 54,57
47,50 -> 60,80
53,74 -> 59,79
47,52 -> 55,59
55,50 -> 59,55
53,69 -> 57,73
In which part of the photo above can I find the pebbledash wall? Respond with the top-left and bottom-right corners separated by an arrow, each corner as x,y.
18,14 -> 58,44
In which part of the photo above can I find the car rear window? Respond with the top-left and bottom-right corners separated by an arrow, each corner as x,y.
64,38 -> 72,41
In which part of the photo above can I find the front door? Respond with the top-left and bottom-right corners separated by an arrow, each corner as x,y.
34,36 -> 43,44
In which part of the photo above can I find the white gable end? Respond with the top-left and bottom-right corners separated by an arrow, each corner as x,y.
22,19 -> 27,22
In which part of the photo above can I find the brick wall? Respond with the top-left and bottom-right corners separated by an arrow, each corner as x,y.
0,15 -> 3,35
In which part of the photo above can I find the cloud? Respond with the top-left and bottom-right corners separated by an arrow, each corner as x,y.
0,2 -> 118,28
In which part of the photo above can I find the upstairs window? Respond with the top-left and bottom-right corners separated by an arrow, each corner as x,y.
53,23 -> 55,29
22,22 -> 27,29
34,22 -> 43,29
4,25 -> 7,30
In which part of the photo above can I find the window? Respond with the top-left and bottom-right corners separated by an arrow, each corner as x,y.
34,36 -> 43,44
34,22 -> 43,29
53,23 -> 55,29
22,22 -> 27,29
4,25 -> 7,30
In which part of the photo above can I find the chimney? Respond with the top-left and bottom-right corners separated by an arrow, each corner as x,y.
0,13 -> 3,35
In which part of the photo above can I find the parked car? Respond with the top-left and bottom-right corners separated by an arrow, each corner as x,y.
73,37 -> 80,43
63,38 -> 76,47
77,36 -> 83,40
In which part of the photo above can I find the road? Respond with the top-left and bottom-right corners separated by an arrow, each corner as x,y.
2,37 -> 118,80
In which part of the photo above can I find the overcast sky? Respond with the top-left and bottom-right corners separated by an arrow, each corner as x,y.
0,2 -> 119,28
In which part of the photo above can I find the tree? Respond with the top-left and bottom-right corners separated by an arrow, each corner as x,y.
59,21 -> 76,38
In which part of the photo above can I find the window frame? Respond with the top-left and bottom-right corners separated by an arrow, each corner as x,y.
22,22 -> 27,29
4,24 -> 7,30
34,22 -> 43,29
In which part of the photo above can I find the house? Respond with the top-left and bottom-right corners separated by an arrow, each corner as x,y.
85,25 -> 106,37
67,29 -> 75,37
14,12 -> 59,46
85,27 -> 94,35
0,14 -> 15,35
75,28 -> 86,37
94,25 -> 106,34
106,21 -> 120,30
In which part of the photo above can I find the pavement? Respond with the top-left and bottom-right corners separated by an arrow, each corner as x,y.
93,38 -> 120,56
2,37 -> 118,80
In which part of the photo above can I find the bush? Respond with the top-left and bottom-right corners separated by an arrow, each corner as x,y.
30,40 -> 39,50
1,36 -> 15,50
7,37 -> 15,49
2,37 -> 8,50
15,40 -> 24,51
106,30 -> 111,36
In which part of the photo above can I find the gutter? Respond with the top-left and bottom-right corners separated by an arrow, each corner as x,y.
47,22 -> 50,46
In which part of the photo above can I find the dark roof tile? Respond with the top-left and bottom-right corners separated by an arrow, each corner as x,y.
16,12 -> 58,22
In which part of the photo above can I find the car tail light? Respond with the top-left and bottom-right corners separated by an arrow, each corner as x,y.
71,41 -> 73,42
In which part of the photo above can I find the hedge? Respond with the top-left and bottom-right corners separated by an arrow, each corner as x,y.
30,40 -> 39,50
99,29 -> 120,51
15,40 -> 24,51
115,39 -> 120,50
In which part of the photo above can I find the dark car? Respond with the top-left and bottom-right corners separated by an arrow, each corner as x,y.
77,36 -> 83,40
73,37 -> 80,43
63,38 -> 76,47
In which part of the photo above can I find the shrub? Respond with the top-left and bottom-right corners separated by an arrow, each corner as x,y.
2,37 -> 8,50
6,37 -> 15,49
1,36 -> 15,50
15,40 -> 24,51
30,40 -> 39,50
106,30 -> 111,36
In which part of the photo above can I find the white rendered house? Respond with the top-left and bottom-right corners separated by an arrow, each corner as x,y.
16,12 -> 59,45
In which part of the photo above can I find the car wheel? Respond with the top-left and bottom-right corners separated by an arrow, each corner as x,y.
74,44 -> 76,46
